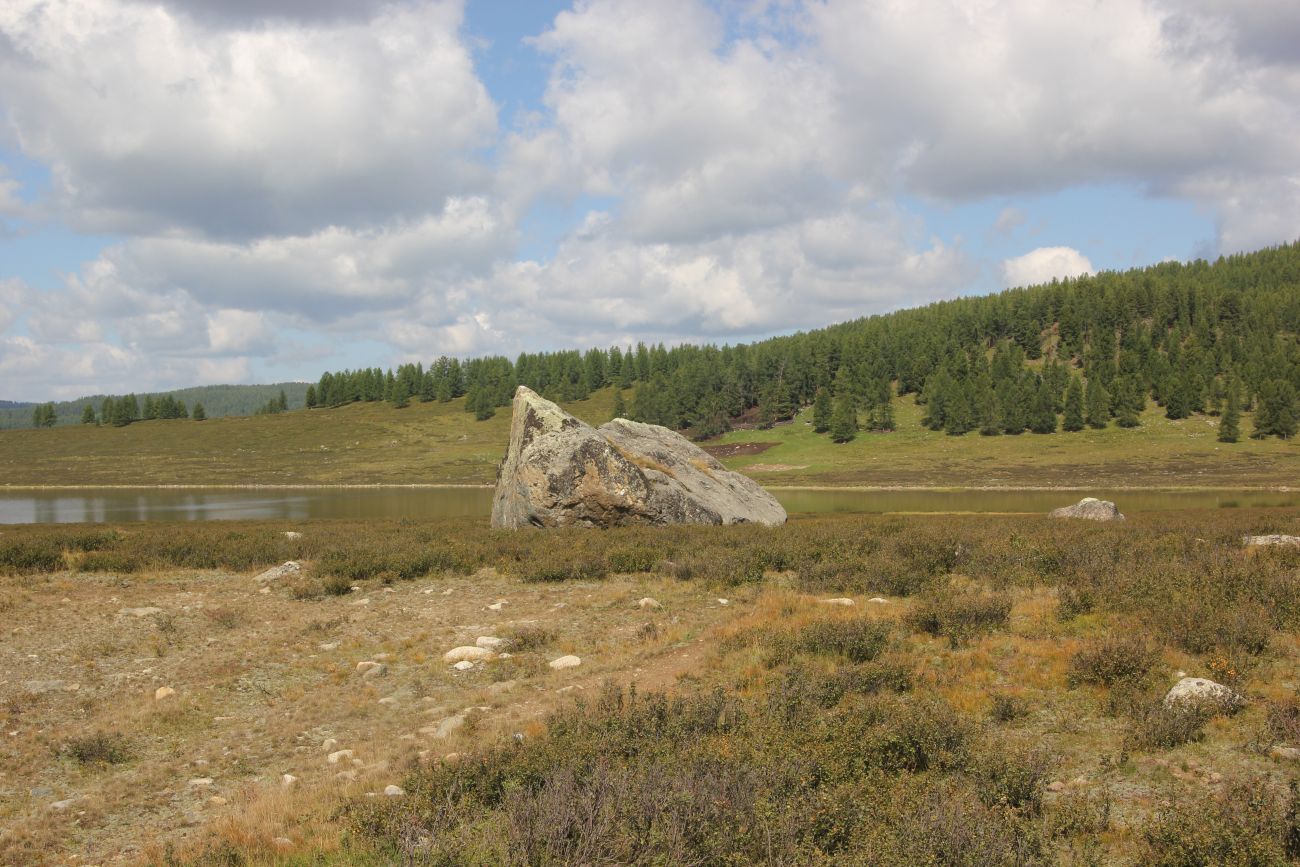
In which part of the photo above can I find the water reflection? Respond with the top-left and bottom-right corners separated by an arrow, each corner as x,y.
1,486 -> 1298,524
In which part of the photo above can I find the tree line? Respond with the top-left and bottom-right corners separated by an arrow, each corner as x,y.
36,394 -> 208,427
306,242 -> 1300,441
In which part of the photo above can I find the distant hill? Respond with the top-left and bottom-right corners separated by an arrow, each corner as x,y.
0,383 -> 311,430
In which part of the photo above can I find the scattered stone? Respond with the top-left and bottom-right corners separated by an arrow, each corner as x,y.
49,798 -> 76,811
1243,535 -> 1300,548
867,597 -> 890,604
423,714 -> 465,739
1271,746 -> 1300,761
356,661 -> 388,679
384,784 -> 406,797
487,600 -> 507,611
281,774 -> 298,787
318,642 -> 340,651
491,386 -> 787,528
29,787 -> 52,798
259,586 -> 271,595
119,606 -> 164,617
352,598 -> 371,606
378,696 -> 399,706
322,738 -> 338,753
498,652 -> 514,659
283,531 -> 303,540
1048,498 -> 1125,521
1045,781 -> 1066,793
475,636 -> 506,650
636,597 -> 662,610
716,598 -> 730,606
188,778 -> 213,788
208,796 -> 228,806
273,837 -> 293,850
155,686 -> 176,701
1164,677 -> 1245,712
549,655 -> 582,670
820,598 -> 855,607
327,749 -> 354,765
1208,772 -> 1224,784
254,561 -> 302,583
443,646 -> 493,663
335,770 -> 358,782
452,661 -> 476,671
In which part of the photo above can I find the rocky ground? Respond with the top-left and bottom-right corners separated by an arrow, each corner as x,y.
0,554 -> 744,865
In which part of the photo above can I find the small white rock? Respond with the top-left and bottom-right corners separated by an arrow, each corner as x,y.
384,784 -> 405,797
318,642 -> 339,651
49,798 -> 76,811
475,636 -> 506,650
120,606 -> 164,617
867,597 -> 890,604
254,561 -> 301,584
327,749 -> 354,764
443,646 -> 492,663
716,598 -> 729,606
636,597 -> 662,610
283,531 -> 303,540
452,660 -> 475,671
154,686 -> 176,701
322,738 -> 338,752
820,598 -> 855,607
487,600 -> 507,611
549,655 -> 582,670
188,777 -> 213,788
281,774 -> 299,787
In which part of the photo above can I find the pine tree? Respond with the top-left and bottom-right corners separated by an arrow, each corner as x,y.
1028,380 -> 1057,433
829,367 -> 857,443
1062,376 -> 1085,431
612,389 -> 627,420
830,391 -> 856,443
192,402 -> 206,421
1275,381 -> 1299,439
1219,381 -> 1240,443
81,404 -> 96,425
305,385 -> 317,408
812,387 -> 832,433
1085,377 -> 1110,429
278,390 -> 289,412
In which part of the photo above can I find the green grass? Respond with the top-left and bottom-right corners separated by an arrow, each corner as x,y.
1,387 -> 1297,488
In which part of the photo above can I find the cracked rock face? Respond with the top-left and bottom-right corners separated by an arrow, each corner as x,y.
490,386 -> 787,529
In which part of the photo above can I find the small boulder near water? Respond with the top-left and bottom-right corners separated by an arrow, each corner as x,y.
491,386 -> 786,528
1049,498 -> 1125,522
1243,535 -> 1300,548
1164,677 -> 1245,713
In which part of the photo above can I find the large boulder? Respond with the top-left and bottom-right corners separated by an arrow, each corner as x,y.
1243,535 -> 1300,549
1164,676 -> 1245,713
1049,497 -> 1125,521
491,386 -> 787,528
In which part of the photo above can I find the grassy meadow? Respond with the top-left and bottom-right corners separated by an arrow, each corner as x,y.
1,386 -> 1298,489
6,512 -> 1300,863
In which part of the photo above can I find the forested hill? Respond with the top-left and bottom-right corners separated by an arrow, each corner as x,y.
1,383 -> 310,430
0,400 -> 33,410
313,242 -> 1300,442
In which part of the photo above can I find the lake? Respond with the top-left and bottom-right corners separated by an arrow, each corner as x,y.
0,486 -> 1296,524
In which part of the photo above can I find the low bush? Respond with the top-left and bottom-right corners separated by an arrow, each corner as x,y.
1126,701 -> 1213,751
59,732 -> 132,766
1067,633 -> 1161,688
1137,778 -> 1299,866
907,581 -> 1012,647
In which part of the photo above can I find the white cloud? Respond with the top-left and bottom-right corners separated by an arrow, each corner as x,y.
0,277 -> 26,334
206,309 -> 272,355
1002,247 -> 1095,287
0,0 -> 496,239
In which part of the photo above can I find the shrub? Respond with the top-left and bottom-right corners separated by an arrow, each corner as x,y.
988,692 -> 1029,724
1126,701 -> 1213,751
1067,634 -> 1160,688
907,581 -> 1012,647
503,625 -> 556,651
970,740 -> 1055,813
1137,778 -> 1297,866
0,540 -> 63,574
605,547 -> 657,573
59,732 -> 132,765
321,573 -> 353,596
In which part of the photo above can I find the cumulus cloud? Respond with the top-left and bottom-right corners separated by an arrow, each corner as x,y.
0,277 -> 26,334
0,0 -> 496,239
1002,247 -> 1095,287
1,0 -> 1299,399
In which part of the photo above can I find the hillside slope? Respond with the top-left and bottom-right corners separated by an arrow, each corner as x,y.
2,386 -> 1297,488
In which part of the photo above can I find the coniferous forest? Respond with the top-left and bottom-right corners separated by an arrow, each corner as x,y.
313,242 -> 1300,441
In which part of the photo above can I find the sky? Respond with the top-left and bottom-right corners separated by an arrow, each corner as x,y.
0,0 -> 1298,401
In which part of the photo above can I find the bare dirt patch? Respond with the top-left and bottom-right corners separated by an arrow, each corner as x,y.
0,564 -> 750,866
700,441 -> 779,459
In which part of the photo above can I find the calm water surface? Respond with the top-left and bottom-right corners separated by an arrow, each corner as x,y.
1,487 -> 1297,524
